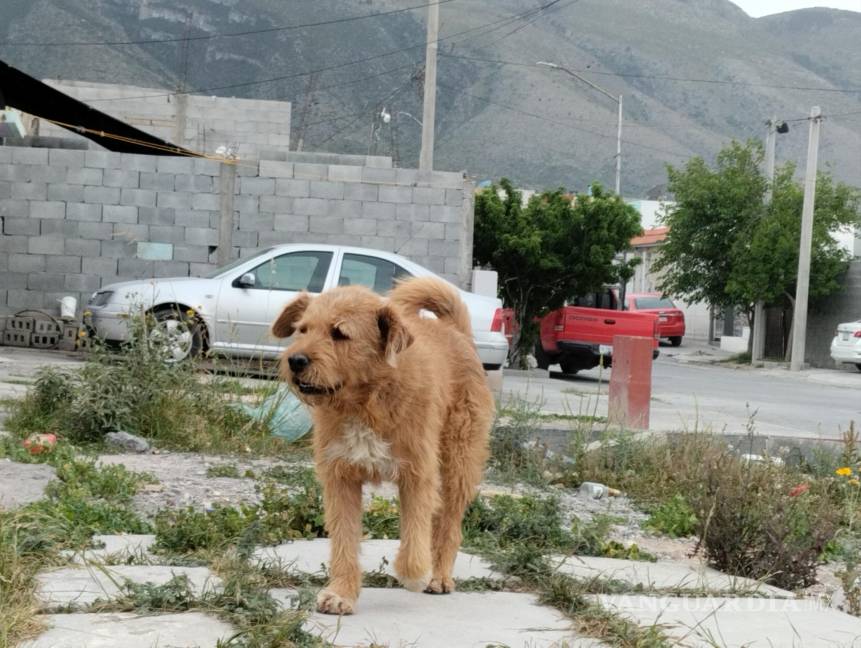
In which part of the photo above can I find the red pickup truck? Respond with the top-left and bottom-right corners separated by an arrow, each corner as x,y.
534,290 -> 660,374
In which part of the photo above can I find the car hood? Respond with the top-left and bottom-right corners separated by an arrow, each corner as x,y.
95,277 -> 217,306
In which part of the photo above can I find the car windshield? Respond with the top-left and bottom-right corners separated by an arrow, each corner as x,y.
635,297 -> 675,309
200,248 -> 275,279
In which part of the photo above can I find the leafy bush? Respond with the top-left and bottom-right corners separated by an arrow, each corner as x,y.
463,494 -> 572,553
643,494 -> 698,538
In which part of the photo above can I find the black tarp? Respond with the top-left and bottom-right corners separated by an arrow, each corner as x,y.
0,59 -> 199,157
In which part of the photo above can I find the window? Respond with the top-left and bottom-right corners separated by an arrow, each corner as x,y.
338,253 -> 411,294
251,251 -> 332,292
635,297 -> 675,309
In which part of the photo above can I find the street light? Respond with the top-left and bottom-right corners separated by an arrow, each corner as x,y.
536,61 -> 623,196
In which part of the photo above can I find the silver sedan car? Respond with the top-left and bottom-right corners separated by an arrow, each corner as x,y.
86,244 -> 509,369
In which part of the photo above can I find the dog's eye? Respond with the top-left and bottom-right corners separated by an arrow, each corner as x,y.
331,327 -> 349,341
298,325 -> 308,334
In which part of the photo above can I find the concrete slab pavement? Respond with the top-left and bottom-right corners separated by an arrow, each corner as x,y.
0,459 -> 56,510
63,534 -> 156,564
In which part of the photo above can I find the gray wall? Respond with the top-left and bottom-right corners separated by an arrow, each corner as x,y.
806,261 -> 861,368
0,145 -> 474,316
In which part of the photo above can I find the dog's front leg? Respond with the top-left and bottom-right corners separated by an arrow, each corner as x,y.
395,471 -> 440,592
317,470 -> 363,615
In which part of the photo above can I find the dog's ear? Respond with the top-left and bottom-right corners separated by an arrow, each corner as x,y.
377,305 -> 413,366
272,293 -> 310,338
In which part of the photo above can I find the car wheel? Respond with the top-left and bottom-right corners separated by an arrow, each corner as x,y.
149,308 -> 205,363
856,364 -> 861,372
534,343 -> 552,370
559,359 -> 580,375
670,336 -> 683,347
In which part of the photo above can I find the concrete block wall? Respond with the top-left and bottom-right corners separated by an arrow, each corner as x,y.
37,80 -> 292,160
0,145 -> 473,315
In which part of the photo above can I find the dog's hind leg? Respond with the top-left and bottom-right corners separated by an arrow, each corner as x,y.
427,400 -> 491,594
317,470 -> 363,615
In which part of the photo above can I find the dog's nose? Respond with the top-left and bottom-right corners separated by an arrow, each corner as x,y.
288,353 -> 310,373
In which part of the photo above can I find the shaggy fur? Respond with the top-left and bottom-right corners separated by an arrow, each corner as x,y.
272,277 -> 494,615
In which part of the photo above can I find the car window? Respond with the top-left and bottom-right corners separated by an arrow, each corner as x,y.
338,253 -> 411,294
251,251 -> 332,292
635,297 -> 675,309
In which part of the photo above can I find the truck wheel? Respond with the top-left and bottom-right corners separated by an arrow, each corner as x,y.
534,343 -> 552,370
856,364 -> 861,372
559,359 -> 580,375
670,336 -> 683,347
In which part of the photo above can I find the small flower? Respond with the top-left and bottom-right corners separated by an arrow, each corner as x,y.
82,310 -> 92,318
850,479 -> 860,487
78,330 -> 87,338
836,467 -> 853,477
186,309 -> 196,317
788,483 -> 809,497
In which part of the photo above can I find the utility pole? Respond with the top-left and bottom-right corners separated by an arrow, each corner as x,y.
789,106 -> 823,372
419,1 -> 439,173
294,72 -> 319,152
752,117 -> 779,362
614,94 -> 623,196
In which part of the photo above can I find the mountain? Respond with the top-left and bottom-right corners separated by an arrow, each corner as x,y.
1,0 -> 859,196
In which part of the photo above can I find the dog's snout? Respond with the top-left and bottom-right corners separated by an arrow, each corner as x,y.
288,353 -> 311,373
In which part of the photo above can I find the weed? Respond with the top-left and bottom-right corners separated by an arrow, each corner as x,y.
207,464 -> 244,479
643,494 -> 698,538
488,399 -> 552,485
363,496 -> 400,539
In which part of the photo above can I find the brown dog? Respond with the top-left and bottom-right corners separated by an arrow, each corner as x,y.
272,276 -> 494,615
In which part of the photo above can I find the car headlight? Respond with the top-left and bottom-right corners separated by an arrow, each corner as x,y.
88,290 -> 114,307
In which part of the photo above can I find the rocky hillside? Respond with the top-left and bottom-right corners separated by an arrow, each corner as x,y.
1,0 -> 859,195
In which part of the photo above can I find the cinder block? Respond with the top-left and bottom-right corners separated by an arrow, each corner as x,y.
376,219 -> 410,239
0,234 -> 28,253
113,223 -> 149,241
157,192 -> 192,209
0,199 -> 29,218
398,239 -> 429,256
100,240 -> 136,259
8,315 -> 34,331
327,200 -> 362,219
47,148 -> 85,167
78,221 -> 113,240
444,223 -> 463,241
430,205 -> 462,223
64,274 -> 101,292
3,329 -> 31,347
82,257 -> 118,277
156,156 -> 194,174
328,165 -> 363,183
85,150 -> 120,169
34,318 -> 61,335
173,245 -> 210,263
103,205 -> 139,223
0,251 -> 7,272
122,188 -> 158,208
65,238 -> 100,257
59,324 -> 79,351
0,270 -> 26,289
46,254 -> 82,275
275,179 -> 310,198
28,272 -> 66,291
362,167 -> 397,184
445,189 -> 464,207
47,184 -> 84,202
194,158 -> 222,176
396,168 -> 419,185
139,172 -> 175,192
84,186 -> 120,204
25,165 -> 66,184
189,262 -> 217,276
120,155 -> 157,173
344,218 -> 377,236
115,256 -> 153,279
429,239 -> 460,257
66,202 -> 102,221
138,207 -> 175,226
184,227 -> 218,246
309,182 -> 344,200
239,213 -> 275,231
175,210 -> 213,228
259,160 -> 294,178
28,236 -> 64,255
149,225 -> 186,244
240,177 -> 275,195
234,195 -> 258,214
0,165 -> 24,182
3,218 -> 39,236
413,187 -> 446,205
103,169 -> 141,189
258,230 -> 293,246
174,174 -> 213,193
67,167 -> 104,186
428,170 -> 465,189
399,204 -> 431,222
293,163 -> 328,181
294,198 -> 328,217
344,182 -> 380,202
0,180 -> 10,199
444,257 -> 463,275
379,185 -> 413,204
30,201 -> 66,220
260,195 -> 293,213
412,221 -> 445,239
9,254 -> 45,273
273,214 -> 308,232
6,289 -> 44,308
359,235 -> 395,251
12,182 -> 47,200
12,147 -> 48,165
153,261 -> 190,277
232,230 -> 259,248
235,160 -> 259,177
363,202 -> 396,220
191,193 -> 220,211
309,216 -> 343,235
40,220 -> 79,237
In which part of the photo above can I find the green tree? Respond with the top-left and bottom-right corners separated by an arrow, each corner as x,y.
473,179 -> 641,367
654,139 -> 860,355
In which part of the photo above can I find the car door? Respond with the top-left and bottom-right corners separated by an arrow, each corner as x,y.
214,250 -> 334,358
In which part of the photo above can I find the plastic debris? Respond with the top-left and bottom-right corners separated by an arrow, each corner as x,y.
23,433 -> 57,455
236,385 -> 312,442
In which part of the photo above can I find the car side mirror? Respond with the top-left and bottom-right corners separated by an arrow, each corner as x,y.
235,272 -> 256,288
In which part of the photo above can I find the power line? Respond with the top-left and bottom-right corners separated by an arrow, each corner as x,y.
0,0 -> 459,47
82,0 -> 566,104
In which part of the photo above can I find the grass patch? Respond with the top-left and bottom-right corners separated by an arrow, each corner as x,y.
207,464 -> 250,479
642,494 -> 698,538
720,351 -> 751,364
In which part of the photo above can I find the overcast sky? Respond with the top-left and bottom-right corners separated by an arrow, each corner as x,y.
730,0 -> 861,16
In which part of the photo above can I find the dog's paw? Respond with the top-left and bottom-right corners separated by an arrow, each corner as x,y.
398,570 -> 432,593
316,589 -> 356,615
424,576 -> 456,594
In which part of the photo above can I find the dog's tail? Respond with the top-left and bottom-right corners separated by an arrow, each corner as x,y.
390,276 -> 472,337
